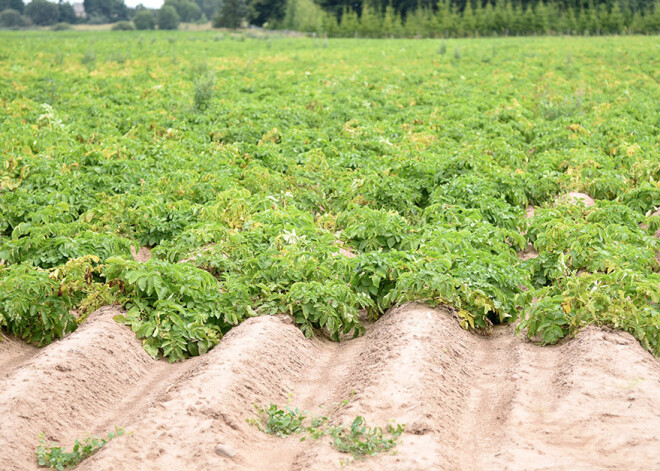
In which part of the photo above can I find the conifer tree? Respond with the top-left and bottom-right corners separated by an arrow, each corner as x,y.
462,0 -> 476,35
435,0 -> 453,36
382,2 -> 403,37
511,3 -> 524,34
565,6 -> 578,34
483,1 -> 495,34
521,4 -> 535,34
534,1 -> 549,34
359,0 -> 382,37
404,5 -> 426,37
474,0 -> 486,34
339,6 -> 359,36
322,9 -> 339,35
503,0 -> 514,35
608,2 -> 625,33
493,0 -> 507,34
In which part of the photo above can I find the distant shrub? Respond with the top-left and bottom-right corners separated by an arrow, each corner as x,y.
133,10 -> 155,30
112,21 -> 135,31
51,22 -> 72,31
24,0 -> 58,26
0,8 -> 24,28
87,14 -> 109,25
157,5 -> 179,30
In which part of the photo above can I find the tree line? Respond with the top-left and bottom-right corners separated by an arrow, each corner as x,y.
1,0 -> 660,35
271,0 -> 660,36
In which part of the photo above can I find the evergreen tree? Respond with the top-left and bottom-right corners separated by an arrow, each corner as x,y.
483,1 -> 495,34
214,0 -> 247,28
462,0 -> 476,35
565,6 -> 578,34
588,2 -> 600,33
57,0 -> 75,23
321,9 -> 339,35
511,3 -> 524,34
339,7 -> 359,36
405,4 -> 432,37
359,0 -> 382,37
447,2 -> 461,36
435,0 -> 452,37
521,4 -> 535,34
629,10 -> 643,32
382,2 -> 403,36
474,0 -> 485,34
503,0 -> 514,35
547,2 -> 561,33
534,1 -> 549,34
492,0 -> 507,33
608,2 -> 625,33
247,0 -> 285,26
647,0 -> 660,32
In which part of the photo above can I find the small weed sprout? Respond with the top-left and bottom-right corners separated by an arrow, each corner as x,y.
437,43 -> 447,55
248,398 -> 404,463
36,426 -> 126,470
453,47 -> 462,60
247,403 -> 307,437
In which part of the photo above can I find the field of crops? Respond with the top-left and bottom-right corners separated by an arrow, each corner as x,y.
1,31 -> 660,469
2,31 -> 659,358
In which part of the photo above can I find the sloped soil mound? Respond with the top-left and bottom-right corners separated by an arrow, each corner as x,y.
0,304 -> 659,470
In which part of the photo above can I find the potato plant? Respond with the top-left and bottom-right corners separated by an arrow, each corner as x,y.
1,32 -> 659,358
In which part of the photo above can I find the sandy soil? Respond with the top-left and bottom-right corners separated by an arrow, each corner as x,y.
557,192 -> 595,207
130,246 -> 152,263
0,303 -> 659,470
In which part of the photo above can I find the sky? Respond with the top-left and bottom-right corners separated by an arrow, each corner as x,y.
124,0 -> 164,8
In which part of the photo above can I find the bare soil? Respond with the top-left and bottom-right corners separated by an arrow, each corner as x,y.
1,303 -> 659,470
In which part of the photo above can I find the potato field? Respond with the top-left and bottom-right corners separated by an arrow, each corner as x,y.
0,32 -> 659,470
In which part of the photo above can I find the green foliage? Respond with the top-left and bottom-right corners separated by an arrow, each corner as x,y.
192,70 -> 216,111
111,21 -> 135,31
51,22 -> 72,31
0,0 -> 24,14
104,257 -> 226,361
36,427 -> 125,470
282,0 -> 325,32
213,0 -> 247,28
0,264 -> 76,344
249,401 -> 404,462
1,34 -> 659,361
165,0 -> 203,22
157,5 -> 180,30
0,8 -> 24,28
24,0 -> 58,26
520,270 -> 660,354
132,10 -> 155,30
248,403 -> 307,437
330,416 -> 404,461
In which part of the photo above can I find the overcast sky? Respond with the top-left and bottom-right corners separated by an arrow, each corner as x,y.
124,0 -> 164,8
